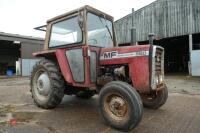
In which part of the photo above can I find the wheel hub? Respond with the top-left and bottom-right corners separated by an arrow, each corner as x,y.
38,79 -> 44,88
109,96 -> 127,117
36,72 -> 51,96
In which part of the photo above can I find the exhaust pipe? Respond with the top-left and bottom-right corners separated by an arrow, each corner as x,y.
148,33 -> 155,45
131,28 -> 136,45
131,8 -> 136,45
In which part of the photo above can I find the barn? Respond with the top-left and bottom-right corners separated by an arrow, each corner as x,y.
114,0 -> 200,76
0,32 -> 44,77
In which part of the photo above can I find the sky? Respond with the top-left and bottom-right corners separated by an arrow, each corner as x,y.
0,0 -> 155,38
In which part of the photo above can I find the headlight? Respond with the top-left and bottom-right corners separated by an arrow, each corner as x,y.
159,75 -> 164,83
156,75 -> 164,84
154,75 -> 159,84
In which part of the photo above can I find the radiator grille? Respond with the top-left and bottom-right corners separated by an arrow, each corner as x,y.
155,48 -> 163,74
151,46 -> 164,90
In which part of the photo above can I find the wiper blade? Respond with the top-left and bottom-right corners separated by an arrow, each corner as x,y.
105,24 -> 113,40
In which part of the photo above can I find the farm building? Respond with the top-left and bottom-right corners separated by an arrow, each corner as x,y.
114,0 -> 200,76
0,32 -> 44,76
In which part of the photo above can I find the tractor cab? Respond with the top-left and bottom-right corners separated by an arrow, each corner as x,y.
34,5 -> 117,87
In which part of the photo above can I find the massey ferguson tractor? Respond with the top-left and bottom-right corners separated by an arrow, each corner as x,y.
30,5 -> 168,131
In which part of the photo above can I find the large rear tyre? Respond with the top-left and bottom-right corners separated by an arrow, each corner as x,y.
30,59 -> 65,109
141,85 -> 168,109
99,81 -> 143,131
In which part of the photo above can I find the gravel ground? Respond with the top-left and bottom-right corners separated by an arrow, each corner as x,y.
0,76 -> 199,133
166,75 -> 200,95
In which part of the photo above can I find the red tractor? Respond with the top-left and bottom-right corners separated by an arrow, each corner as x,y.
30,5 -> 168,131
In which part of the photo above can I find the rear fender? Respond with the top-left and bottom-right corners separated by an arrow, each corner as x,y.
33,50 -> 56,58
55,49 -> 73,84
33,49 -> 73,84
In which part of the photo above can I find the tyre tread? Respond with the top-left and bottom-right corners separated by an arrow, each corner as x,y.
30,59 -> 64,109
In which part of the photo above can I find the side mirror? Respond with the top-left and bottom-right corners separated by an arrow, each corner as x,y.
78,11 -> 84,29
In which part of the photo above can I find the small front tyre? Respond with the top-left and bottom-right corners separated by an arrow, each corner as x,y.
99,81 -> 143,131
141,85 -> 168,109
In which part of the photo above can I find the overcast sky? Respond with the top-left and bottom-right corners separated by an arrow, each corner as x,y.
0,0 -> 155,38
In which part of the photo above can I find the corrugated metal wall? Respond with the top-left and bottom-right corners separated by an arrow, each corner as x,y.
0,32 -> 44,76
21,43 -> 43,59
22,59 -> 41,76
21,43 -> 43,76
114,0 -> 200,44
191,50 -> 200,76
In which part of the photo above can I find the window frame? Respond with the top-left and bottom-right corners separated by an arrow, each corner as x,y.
48,14 -> 84,48
86,11 -> 115,48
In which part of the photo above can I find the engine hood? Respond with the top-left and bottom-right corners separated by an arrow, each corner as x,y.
100,45 -> 150,65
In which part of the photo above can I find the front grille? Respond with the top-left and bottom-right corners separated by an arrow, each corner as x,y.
151,46 -> 164,90
155,47 -> 163,75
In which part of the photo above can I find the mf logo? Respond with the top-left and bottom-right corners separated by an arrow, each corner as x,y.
103,51 -> 118,59
100,50 -> 149,60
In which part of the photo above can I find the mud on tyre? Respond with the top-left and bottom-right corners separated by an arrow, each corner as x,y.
30,59 -> 65,109
99,81 -> 143,131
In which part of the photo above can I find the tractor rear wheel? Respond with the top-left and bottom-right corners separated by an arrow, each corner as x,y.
141,85 -> 168,109
30,59 -> 64,109
99,81 -> 143,131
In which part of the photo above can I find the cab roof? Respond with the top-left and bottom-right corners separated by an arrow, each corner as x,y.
47,5 -> 114,23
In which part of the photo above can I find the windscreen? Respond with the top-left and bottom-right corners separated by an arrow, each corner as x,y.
87,12 -> 113,48
49,16 -> 82,47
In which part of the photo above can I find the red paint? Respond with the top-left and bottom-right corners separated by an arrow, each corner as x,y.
9,119 -> 17,126
55,49 -> 73,84
129,57 -> 150,92
100,45 -> 150,92
55,46 -> 98,88
83,46 -> 90,86
33,44 -> 151,92
33,50 -> 56,57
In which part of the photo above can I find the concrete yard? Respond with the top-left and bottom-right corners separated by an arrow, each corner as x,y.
0,76 -> 200,133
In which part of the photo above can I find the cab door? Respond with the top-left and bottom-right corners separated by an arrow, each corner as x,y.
64,46 -> 99,87
88,46 -> 100,84
66,48 -> 85,83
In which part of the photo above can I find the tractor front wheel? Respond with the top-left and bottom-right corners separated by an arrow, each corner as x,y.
99,81 -> 143,131
30,59 -> 65,109
141,85 -> 168,109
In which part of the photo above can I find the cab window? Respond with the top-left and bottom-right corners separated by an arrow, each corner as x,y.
49,16 -> 82,47
87,13 -> 113,48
